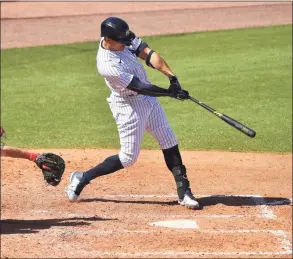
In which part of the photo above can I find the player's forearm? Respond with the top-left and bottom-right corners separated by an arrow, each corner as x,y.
149,52 -> 175,78
127,76 -> 171,97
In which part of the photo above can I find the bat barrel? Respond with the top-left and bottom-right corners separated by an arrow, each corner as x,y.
221,114 -> 256,138
188,96 -> 256,138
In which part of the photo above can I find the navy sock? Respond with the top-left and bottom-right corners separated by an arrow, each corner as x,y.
81,154 -> 123,184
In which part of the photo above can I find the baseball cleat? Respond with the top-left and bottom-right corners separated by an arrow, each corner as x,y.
65,172 -> 84,202
178,189 -> 200,210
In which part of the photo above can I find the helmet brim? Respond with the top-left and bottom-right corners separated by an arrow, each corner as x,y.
115,31 -> 135,46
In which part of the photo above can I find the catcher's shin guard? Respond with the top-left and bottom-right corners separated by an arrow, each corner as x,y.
171,165 -> 190,200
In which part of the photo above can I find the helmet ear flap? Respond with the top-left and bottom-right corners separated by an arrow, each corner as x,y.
128,31 -> 136,40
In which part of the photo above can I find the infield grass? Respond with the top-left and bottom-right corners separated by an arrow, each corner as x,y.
1,25 -> 292,152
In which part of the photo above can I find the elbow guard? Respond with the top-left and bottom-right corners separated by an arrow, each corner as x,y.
146,50 -> 155,69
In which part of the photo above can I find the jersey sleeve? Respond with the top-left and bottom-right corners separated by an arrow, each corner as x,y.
128,37 -> 142,53
102,64 -> 134,89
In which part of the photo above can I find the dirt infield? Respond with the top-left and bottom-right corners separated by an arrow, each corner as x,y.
1,2 -> 292,258
1,149 -> 292,258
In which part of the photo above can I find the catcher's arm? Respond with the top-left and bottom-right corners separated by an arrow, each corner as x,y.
1,146 -> 38,161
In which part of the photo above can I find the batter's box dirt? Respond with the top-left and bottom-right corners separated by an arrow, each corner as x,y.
1,149 -> 292,258
1,226 -> 291,258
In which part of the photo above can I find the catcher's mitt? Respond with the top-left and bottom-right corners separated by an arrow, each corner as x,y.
35,152 -> 65,186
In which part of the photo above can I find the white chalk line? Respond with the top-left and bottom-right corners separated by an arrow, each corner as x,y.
57,228 -> 292,257
31,210 -> 265,219
29,194 -> 293,258
44,227 -> 293,256
272,230 -> 293,252
84,194 -> 292,254
251,195 -> 277,219
51,228 -> 290,235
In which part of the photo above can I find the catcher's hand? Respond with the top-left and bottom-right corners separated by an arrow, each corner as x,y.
35,153 -> 65,186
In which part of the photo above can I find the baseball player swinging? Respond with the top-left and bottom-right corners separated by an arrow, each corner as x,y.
65,17 -> 200,209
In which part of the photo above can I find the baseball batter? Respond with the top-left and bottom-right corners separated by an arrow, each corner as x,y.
65,17 -> 200,209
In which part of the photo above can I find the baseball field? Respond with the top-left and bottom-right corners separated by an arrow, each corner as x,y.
1,2 -> 292,258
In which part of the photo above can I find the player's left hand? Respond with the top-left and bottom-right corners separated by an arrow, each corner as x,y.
35,153 -> 65,186
168,76 -> 189,101
169,75 -> 182,90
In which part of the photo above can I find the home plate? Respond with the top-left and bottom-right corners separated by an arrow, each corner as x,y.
150,219 -> 199,229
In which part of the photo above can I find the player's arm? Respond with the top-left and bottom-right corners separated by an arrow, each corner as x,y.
138,46 -> 175,79
126,39 -> 189,100
126,76 -> 171,97
131,38 -> 175,79
135,42 -> 183,92
127,76 -> 189,100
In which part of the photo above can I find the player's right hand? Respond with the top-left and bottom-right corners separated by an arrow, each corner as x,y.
174,89 -> 189,100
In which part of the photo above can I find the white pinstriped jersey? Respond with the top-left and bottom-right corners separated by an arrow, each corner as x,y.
96,37 -> 150,97
96,36 -> 178,167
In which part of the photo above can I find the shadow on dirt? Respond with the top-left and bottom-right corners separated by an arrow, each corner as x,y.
80,196 -> 291,208
1,216 -> 116,235
197,196 -> 291,207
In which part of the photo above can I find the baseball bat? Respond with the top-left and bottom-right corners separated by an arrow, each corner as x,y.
188,96 -> 256,138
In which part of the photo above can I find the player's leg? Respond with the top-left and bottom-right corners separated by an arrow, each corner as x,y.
146,99 -> 200,209
70,117 -> 147,197
1,146 -> 39,161
65,97 -> 151,201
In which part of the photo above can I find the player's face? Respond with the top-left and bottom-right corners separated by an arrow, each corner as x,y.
105,38 -> 125,51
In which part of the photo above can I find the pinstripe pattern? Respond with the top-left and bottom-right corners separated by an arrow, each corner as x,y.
98,37 -> 178,167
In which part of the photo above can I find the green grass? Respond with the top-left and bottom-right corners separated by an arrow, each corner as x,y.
1,25 -> 292,152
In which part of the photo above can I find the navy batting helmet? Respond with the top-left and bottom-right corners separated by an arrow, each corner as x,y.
101,17 -> 135,46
